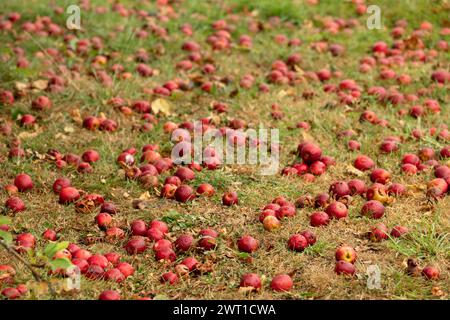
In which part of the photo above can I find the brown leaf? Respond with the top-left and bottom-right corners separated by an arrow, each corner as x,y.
346,165 -> 364,177
15,81 -> 29,91
31,79 -> 48,90
69,109 -> 83,125
18,127 -> 43,139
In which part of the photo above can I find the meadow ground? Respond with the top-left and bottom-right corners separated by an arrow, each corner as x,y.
0,0 -> 449,300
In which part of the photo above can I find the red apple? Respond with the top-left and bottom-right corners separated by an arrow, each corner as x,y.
175,185 -> 195,203
161,272 -> 179,284
421,265 -> 439,280
334,261 -> 356,275
124,237 -> 148,254
361,200 -> 385,219
59,187 -> 80,204
104,268 -> 125,283
175,234 -> 194,252
117,262 -> 134,277
325,202 -> 348,219
263,215 -> 281,231
390,225 -> 408,237
14,173 -> 33,192
335,245 -> 357,263
310,211 -> 330,227
5,196 -> 26,213
287,234 -> 308,252
369,223 -> 389,241
149,220 -> 169,234
222,191 -> 238,206
237,235 -> 259,253
240,273 -> 261,291
131,220 -> 147,236
52,177 -> 71,194
42,229 -> 57,241
99,290 -> 121,300
196,183 -> 215,196
95,212 -> 112,229
300,230 -> 317,245
82,149 -> 100,163
270,274 -> 293,292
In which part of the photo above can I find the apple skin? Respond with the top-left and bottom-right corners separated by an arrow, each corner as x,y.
390,225 -> 408,238
354,155 -> 375,171
124,237 -> 148,255
240,273 -> 262,291
329,181 -> 350,199
99,290 -> 121,300
5,196 -> 26,213
147,227 -> 165,241
59,187 -> 80,204
287,234 -> 308,252
104,252 -> 120,266
14,174 -> 34,192
325,201 -> 348,219
222,191 -> 238,206
149,220 -> 169,234
369,223 -> 389,242
181,257 -> 199,271
263,215 -> 281,231
153,239 -> 172,252
104,268 -> 125,283
175,185 -> 195,203
335,261 -> 356,275
175,234 -> 194,252
52,177 -> 71,194
300,230 -> 317,245
196,183 -> 215,196
161,272 -> 179,285
1,287 -> 21,299
370,168 -> 391,184
335,246 -> 357,263
42,229 -> 57,241
154,248 -> 177,262
421,265 -> 439,280
130,219 -> 147,236
87,255 -> 108,268
310,211 -> 330,227
82,149 -> 100,163
270,274 -> 293,292
237,235 -> 259,253
361,200 -> 385,219
95,212 -> 112,229
73,249 -> 92,260
298,142 -> 322,163
348,179 -> 367,195
117,262 -> 134,278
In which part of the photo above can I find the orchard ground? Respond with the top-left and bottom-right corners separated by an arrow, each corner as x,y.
0,0 -> 449,300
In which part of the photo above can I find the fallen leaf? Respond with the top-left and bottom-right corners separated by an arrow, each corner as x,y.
69,109 -> 82,125
152,98 -> 172,116
238,286 -> 255,294
346,165 -> 364,177
63,126 -> 74,133
138,191 -> 152,200
18,128 -> 43,139
15,81 -> 28,91
32,79 -> 48,90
